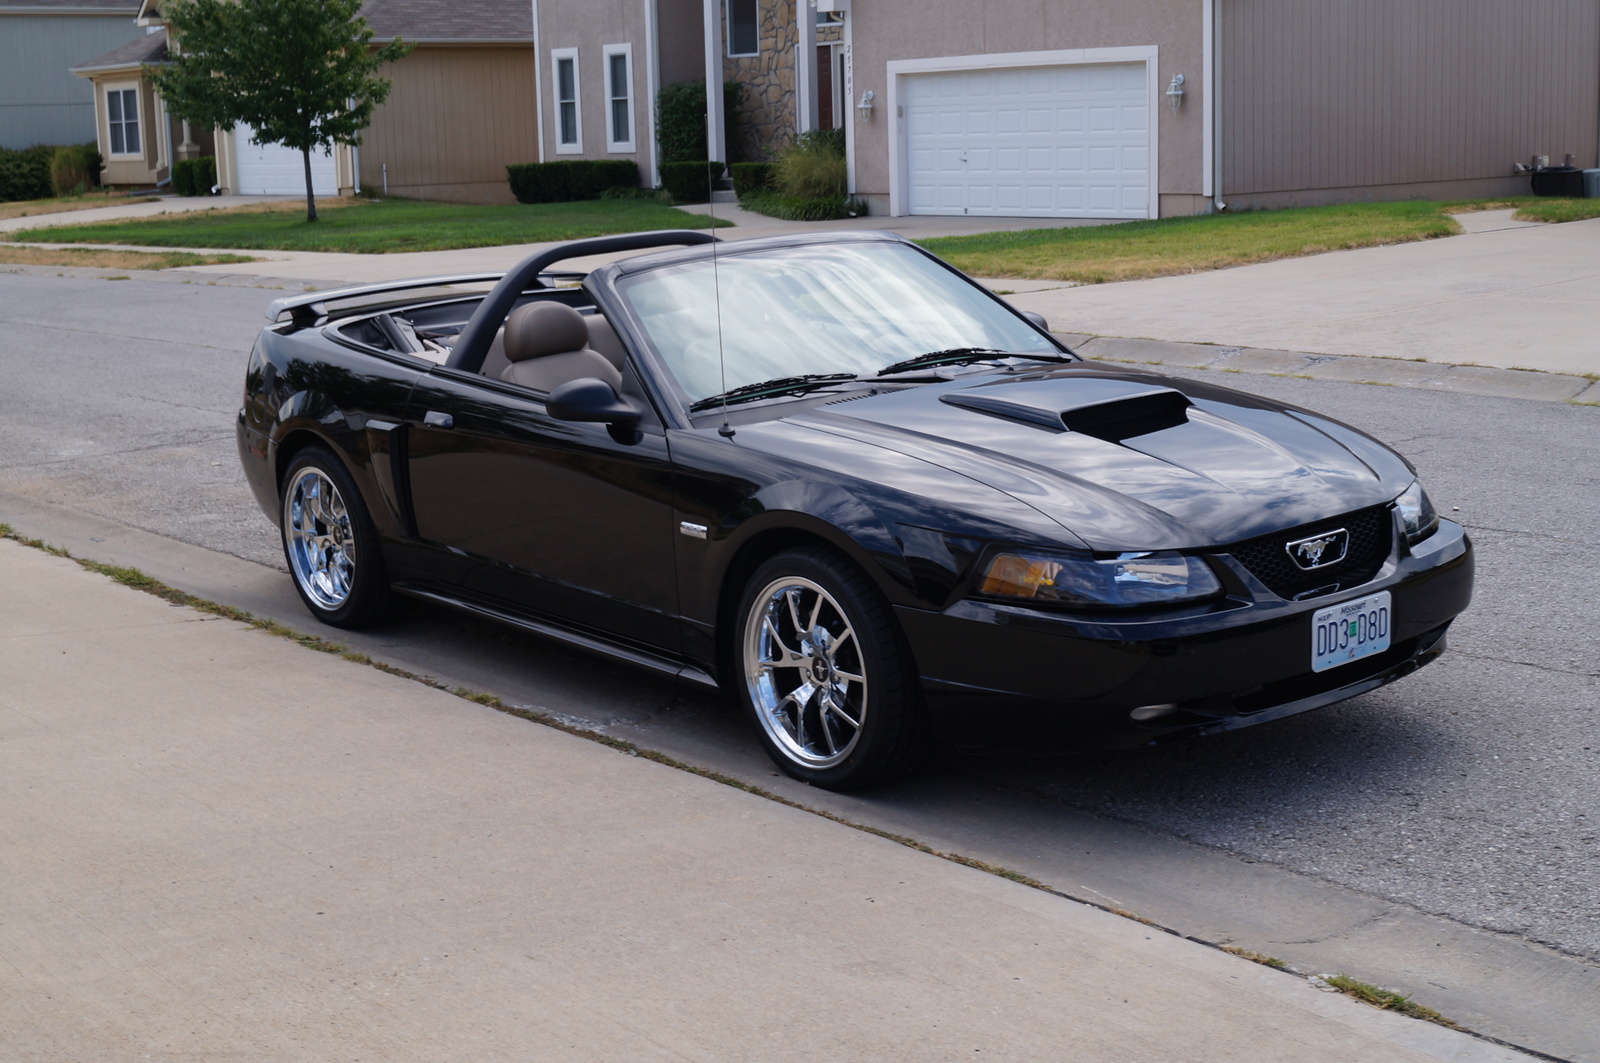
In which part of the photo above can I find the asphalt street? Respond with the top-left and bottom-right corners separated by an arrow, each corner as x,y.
2,267 -> 1596,972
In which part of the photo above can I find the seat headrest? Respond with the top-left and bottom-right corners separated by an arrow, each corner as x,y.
504,301 -> 591,363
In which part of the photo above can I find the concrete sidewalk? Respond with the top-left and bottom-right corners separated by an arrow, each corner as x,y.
0,194 -> 303,235
0,537 -> 1533,1062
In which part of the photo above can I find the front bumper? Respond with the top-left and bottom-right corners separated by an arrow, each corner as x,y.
897,520 -> 1474,753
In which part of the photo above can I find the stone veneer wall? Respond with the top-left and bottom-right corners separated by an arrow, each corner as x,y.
723,1 -> 797,161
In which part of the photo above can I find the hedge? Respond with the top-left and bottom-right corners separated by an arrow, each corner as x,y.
656,80 -> 746,164
660,160 -> 724,204
50,143 -> 102,196
171,156 -> 217,197
738,192 -> 864,222
730,162 -> 774,198
506,159 -> 641,203
0,145 -> 54,202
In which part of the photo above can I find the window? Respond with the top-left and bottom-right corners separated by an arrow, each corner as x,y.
603,44 -> 635,153
551,48 -> 581,153
727,0 -> 759,57
106,86 -> 140,157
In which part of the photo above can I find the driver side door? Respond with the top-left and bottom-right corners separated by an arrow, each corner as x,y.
401,365 -> 680,654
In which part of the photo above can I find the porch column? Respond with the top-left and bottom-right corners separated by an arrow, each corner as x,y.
178,120 -> 199,161
795,0 -> 817,134
703,0 -> 725,164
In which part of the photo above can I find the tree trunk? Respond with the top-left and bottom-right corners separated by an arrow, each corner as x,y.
302,147 -> 318,223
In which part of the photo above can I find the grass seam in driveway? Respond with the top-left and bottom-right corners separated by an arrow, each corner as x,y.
4,520 -> 1558,1055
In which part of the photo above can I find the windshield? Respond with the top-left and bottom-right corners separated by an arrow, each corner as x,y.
615,242 -> 1061,405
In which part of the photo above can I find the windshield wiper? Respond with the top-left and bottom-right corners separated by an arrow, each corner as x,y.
875,348 -> 1075,377
689,372 -> 859,412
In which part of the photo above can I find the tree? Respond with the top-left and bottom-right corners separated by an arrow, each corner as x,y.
149,0 -> 410,221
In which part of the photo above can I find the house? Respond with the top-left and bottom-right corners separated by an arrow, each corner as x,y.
69,0 -> 540,201
537,0 -> 1600,219
1,0 -> 144,150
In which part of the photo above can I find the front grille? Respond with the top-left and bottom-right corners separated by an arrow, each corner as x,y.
1223,505 -> 1393,600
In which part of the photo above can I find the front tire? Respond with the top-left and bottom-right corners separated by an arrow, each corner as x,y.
280,445 -> 393,629
734,546 -> 926,791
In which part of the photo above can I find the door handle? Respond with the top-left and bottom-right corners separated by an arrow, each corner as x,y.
423,410 -> 454,429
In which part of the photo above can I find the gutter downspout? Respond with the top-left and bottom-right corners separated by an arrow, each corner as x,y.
1208,0 -> 1225,211
531,0 -> 546,163
645,0 -> 660,188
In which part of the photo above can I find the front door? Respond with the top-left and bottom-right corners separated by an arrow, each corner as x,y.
402,366 -> 679,653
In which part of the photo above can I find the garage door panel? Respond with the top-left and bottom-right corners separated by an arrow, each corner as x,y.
904,62 -> 1149,219
234,125 -> 336,196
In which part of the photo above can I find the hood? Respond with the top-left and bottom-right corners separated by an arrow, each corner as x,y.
781,365 -> 1414,552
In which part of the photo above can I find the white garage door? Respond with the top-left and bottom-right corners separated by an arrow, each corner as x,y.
904,63 -> 1151,219
233,125 -> 336,196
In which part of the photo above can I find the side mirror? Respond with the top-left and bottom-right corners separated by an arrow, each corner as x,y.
546,377 -> 644,427
1021,310 -> 1050,333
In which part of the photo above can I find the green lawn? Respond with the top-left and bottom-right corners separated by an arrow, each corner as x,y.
8,197 -> 731,254
921,198 -> 1600,284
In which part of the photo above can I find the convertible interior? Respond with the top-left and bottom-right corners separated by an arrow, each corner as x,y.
336,291 -> 627,397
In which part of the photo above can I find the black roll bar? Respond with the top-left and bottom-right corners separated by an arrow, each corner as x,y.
445,229 -> 719,374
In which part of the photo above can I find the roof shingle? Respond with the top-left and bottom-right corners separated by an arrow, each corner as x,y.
358,0 -> 531,42
71,25 -> 165,72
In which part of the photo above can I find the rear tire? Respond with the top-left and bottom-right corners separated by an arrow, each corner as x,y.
733,545 -> 927,791
280,445 -> 394,629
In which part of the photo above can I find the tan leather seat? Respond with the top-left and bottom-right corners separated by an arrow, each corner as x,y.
499,301 -> 623,393
586,313 -> 628,371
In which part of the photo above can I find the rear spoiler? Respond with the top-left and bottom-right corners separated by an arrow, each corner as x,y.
264,271 -> 590,328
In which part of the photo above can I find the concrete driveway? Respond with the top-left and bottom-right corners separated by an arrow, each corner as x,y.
1008,212 -> 1600,377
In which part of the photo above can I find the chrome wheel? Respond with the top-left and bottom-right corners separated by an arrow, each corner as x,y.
743,576 -> 869,769
283,466 -> 356,611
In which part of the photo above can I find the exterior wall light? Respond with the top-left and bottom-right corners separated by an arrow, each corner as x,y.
857,89 -> 875,122
1166,73 -> 1186,114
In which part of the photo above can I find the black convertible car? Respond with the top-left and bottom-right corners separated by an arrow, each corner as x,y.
237,229 -> 1473,790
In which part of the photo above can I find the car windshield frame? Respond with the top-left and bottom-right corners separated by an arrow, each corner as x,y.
608,238 -> 1071,416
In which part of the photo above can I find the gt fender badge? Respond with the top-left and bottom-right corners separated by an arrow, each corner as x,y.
679,521 -> 709,540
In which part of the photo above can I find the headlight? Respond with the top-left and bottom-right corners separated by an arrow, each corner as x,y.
978,548 -> 1222,608
1394,480 -> 1439,547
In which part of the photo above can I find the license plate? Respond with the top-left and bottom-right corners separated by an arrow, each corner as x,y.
1312,591 -> 1391,673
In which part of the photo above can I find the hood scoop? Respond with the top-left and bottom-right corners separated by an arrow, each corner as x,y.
940,377 -> 1192,442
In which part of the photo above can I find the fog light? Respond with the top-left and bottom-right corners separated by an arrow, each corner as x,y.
1130,703 -> 1180,723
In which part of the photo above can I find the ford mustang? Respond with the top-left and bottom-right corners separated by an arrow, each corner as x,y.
236,230 -> 1473,790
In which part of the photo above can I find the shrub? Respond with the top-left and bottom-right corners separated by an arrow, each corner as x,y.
739,192 -> 864,222
0,145 -> 54,202
660,160 -> 724,204
505,159 -> 640,203
656,80 -> 745,165
50,143 -> 101,196
774,129 -> 847,200
171,156 -> 217,197
599,185 -> 673,204
730,162 -> 774,198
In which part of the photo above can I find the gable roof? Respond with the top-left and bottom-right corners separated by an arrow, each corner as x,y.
359,0 -> 531,43
71,24 -> 164,74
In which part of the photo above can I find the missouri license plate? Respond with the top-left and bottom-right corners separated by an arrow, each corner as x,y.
1312,591 -> 1391,673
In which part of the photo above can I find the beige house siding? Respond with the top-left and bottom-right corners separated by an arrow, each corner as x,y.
1220,0 -> 1600,206
88,73 -> 165,186
361,45 -> 540,203
537,0 -> 651,178
848,0 -> 1206,216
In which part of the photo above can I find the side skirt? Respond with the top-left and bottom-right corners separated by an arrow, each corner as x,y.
393,583 -> 720,690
